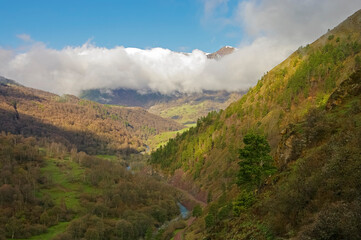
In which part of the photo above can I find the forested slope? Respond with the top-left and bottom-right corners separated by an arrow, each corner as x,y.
149,9 -> 361,239
0,80 -> 182,154
0,133 -> 181,240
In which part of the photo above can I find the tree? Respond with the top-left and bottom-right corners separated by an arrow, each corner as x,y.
5,216 -> 22,239
192,204 -> 202,217
115,219 -> 134,240
205,213 -> 215,229
237,134 -> 276,189
233,190 -> 255,215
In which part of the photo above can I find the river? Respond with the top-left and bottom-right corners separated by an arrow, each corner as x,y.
177,202 -> 189,219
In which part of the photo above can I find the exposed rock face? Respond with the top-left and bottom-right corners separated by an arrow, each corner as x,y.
326,70 -> 361,110
276,124 -> 306,169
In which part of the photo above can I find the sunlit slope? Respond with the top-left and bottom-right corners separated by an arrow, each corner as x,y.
149,9 -> 361,239
150,9 -> 361,202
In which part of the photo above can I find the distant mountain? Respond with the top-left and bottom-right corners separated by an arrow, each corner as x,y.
207,46 -> 235,59
81,88 -> 244,125
0,78 -> 183,154
80,88 -> 175,108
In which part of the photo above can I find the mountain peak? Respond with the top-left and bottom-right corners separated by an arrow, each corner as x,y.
207,46 -> 235,59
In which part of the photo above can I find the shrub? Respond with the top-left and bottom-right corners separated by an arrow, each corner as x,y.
192,204 -> 203,217
205,213 -> 215,228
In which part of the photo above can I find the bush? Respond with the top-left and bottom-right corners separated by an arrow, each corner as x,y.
205,213 -> 215,228
233,191 -> 255,215
192,204 -> 203,217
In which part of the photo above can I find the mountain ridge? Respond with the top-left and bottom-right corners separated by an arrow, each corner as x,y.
0,78 -> 183,154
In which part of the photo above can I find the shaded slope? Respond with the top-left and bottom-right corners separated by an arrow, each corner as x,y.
0,80 -> 183,154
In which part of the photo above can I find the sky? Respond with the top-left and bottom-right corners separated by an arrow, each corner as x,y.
0,0 -> 242,52
1,0 -> 361,95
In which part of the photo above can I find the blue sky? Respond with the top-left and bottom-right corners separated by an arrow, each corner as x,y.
0,0 -> 243,52
1,0 -> 360,95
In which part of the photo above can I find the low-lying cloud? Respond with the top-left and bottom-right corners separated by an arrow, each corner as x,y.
1,0 -> 361,95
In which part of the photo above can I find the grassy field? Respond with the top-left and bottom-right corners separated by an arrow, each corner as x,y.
39,157 -> 98,210
155,103 -> 205,125
147,124 -> 195,150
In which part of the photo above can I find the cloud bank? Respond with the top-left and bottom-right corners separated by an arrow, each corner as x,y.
1,0 -> 361,95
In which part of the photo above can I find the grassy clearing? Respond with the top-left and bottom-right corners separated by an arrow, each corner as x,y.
22,157 -> 102,239
147,126 -> 192,150
171,229 -> 183,240
40,157 -> 98,210
157,103 -> 205,125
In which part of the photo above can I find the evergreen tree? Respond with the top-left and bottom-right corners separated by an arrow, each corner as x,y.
237,134 -> 276,189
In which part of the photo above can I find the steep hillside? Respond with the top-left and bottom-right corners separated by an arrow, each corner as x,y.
0,78 -> 182,154
149,9 -> 361,239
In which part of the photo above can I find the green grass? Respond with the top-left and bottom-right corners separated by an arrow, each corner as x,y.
157,103 -> 206,125
184,123 -> 197,128
15,156 -> 105,240
40,158 -> 98,210
147,126 -> 191,150
170,229 -> 183,240
21,157 -> 101,239
16,222 -> 69,240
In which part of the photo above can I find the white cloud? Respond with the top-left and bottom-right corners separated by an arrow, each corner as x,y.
16,33 -> 32,42
202,0 -> 229,19
200,0 -> 234,29
237,0 -> 361,44
1,1 -> 361,96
